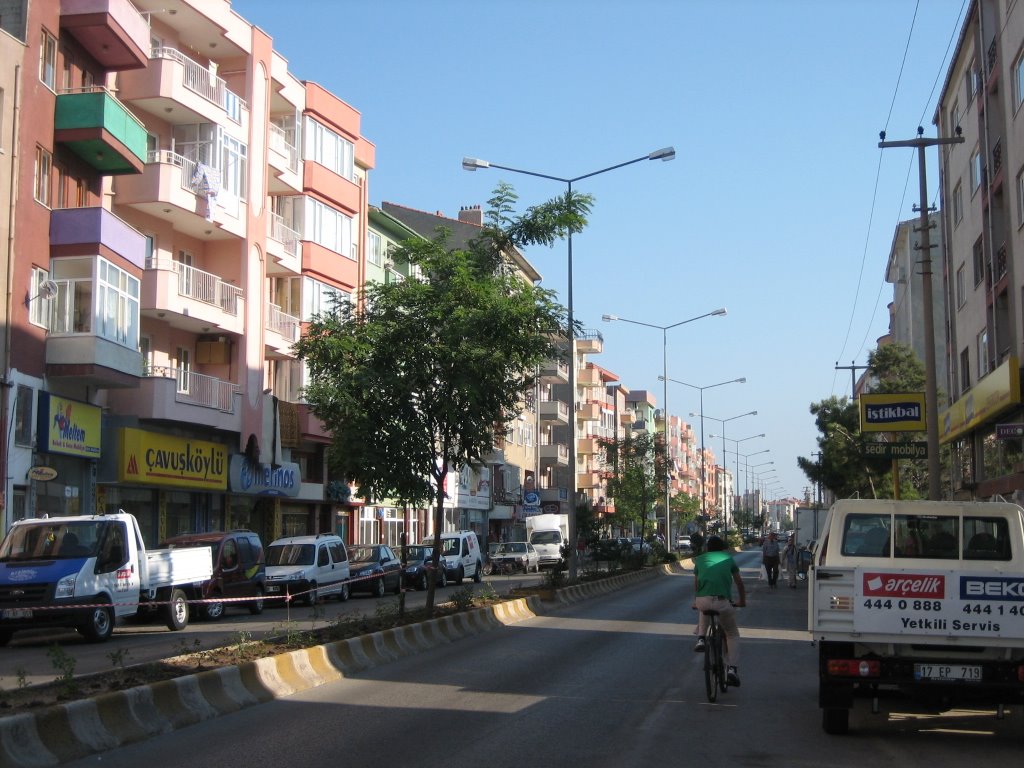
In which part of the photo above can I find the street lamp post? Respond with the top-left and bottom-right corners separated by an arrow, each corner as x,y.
602,310 -> 728,548
692,415 -> 757,536
741,449 -> 771,525
662,376 -> 745,525
464,148 -> 676,579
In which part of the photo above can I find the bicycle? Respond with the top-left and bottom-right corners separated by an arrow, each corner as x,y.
702,608 -> 729,702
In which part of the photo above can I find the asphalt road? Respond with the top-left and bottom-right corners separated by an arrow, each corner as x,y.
58,550 -> 1024,768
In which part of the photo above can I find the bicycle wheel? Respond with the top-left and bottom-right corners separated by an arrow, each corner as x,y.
703,620 -> 720,702
717,630 -> 728,693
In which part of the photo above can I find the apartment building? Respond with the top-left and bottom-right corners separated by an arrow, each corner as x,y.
935,0 -> 1024,501
2,0 -> 374,546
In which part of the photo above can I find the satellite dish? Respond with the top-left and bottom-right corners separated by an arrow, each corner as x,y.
39,280 -> 58,299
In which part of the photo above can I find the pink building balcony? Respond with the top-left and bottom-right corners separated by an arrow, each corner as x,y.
266,212 -> 301,275
265,303 -> 300,358
108,367 -> 242,432
142,257 -> 244,335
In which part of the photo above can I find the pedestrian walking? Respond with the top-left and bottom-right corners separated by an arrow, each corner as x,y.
781,534 -> 798,588
761,531 -> 781,589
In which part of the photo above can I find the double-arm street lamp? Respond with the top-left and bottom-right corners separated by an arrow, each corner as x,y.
602,310 -> 728,547
661,376 -> 745,528
692,411 -> 757,532
706,425 -> 760,534
463,148 -> 676,579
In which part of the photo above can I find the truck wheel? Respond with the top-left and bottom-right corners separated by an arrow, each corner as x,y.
203,595 -> 225,621
473,561 -> 483,583
0,630 -> 11,646
79,605 -> 114,642
165,588 -> 190,631
249,587 -> 265,615
822,707 -> 849,735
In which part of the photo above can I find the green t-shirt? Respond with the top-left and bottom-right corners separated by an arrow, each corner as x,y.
694,550 -> 738,598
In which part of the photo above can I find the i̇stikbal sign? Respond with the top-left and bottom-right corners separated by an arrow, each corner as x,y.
860,392 -> 926,433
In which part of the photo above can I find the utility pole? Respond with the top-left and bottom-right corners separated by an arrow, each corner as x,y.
834,361 -> 870,399
880,127 -> 963,500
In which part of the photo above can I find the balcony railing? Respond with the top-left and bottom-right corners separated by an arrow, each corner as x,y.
151,47 -> 247,123
267,303 -> 300,342
269,123 -> 299,171
268,212 -> 300,258
148,365 -> 239,412
147,257 -> 242,314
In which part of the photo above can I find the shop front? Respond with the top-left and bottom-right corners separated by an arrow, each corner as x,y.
32,393 -> 101,518
227,454 -> 301,548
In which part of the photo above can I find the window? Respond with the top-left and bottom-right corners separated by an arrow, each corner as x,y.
301,276 -> 349,320
29,266 -> 52,328
304,118 -> 354,181
977,329 -> 989,378
221,134 -> 247,200
966,57 -> 980,100
960,347 -> 971,394
176,346 -> 191,393
1016,51 -> 1024,109
951,100 -> 961,133
97,259 -> 140,348
971,147 -> 984,192
953,182 -> 963,225
956,264 -> 966,307
304,197 -> 354,259
367,230 -> 383,266
34,145 -> 51,206
61,47 -> 74,91
139,335 -> 152,375
14,386 -> 33,447
39,30 -> 56,90
0,88 -> 5,152
54,164 -> 69,209
973,237 -> 984,285
50,257 -> 139,350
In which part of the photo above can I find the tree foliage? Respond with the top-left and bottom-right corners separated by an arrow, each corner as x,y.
798,342 -> 932,500
601,433 -> 667,547
294,185 -> 592,615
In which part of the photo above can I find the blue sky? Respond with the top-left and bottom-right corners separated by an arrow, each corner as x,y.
236,0 -> 969,502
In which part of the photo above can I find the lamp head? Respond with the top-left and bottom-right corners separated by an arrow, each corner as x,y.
602,314 -> 618,322
737,377 -> 747,384
462,157 -> 489,171
711,307 -> 727,316
648,147 -> 676,161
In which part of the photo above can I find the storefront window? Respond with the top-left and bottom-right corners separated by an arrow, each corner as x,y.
281,503 -> 311,536
101,486 -> 158,544
165,490 -> 194,538
981,428 -> 1024,483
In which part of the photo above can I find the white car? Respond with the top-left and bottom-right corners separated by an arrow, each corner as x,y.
490,542 -> 540,574
265,534 -> 350,604
676,535 -> 693,553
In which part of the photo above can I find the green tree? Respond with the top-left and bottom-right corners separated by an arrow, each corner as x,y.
601,433 -> 667,566
670,491 -> 701,538
295,184 -> 592,615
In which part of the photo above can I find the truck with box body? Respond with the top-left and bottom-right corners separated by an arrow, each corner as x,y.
794,505 -> 829,548
525,513 -> 569,566
809,498 -> 1024,734
0,512 -> 213,643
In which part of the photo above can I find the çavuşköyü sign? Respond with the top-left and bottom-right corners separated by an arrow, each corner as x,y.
860,392 -> 927,433
118,428 -> 228,489
863,441 -> 927,459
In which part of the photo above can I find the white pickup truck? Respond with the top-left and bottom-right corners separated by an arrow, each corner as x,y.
0,512 -> 212,643
809,498 -> 1024,734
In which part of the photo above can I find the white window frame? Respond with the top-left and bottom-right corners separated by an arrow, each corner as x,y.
176,346 -> 191,393
953,182 -> 963,226
367,230 -> 383,266
303,197 -> 354,259
29,266 -> 51,328
956,264 -> 966,308
50,257 -> 140,350
39,30 -> 57,91
34,145 -> 51,206
971,147 -> 983,192
1016,50 -> 1024,110
221,134 -> 247,200
304,117 -> 354,181
301,276 -> 349,320
977,329 -> 989,378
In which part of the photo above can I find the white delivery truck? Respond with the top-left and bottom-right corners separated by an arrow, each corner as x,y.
0,512 -> 213,644
794,505 -> 829,548
809,498 -> 1024,734
526,513 -> 569,567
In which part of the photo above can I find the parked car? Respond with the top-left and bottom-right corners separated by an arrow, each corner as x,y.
421,530 -> 484,584
589,538 -> 632,560
348,544 -> 403,597
265,533 -> 350,604
630,537 -> 652,555
402,545 -> 449,590
161,530 -> 266,620
675,535 -> 693,554
489,542 -> 540,574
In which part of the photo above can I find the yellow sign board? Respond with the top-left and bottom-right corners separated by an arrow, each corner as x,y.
940,357 -> 1021,444
36,393 -> 102,458
119,428 -> 228,489
860,392 -> 926,433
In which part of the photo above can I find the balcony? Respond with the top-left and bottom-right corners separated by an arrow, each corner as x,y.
142,257 -> 244,335
297,403 -> 331,442
577,367 -> 602,388
266,212 -> 301,275
538,398 -> 569,424
578,471 -> 604,489
54,88 -> 147,174
46,334 -> 142,389
576,402 -> 601,421
539,443 -> 569,466
49,206 -> 145,268
265,303 -> 300,358
107,367 -> 242,432
539,359 -> 569,383
578,437 -> 601,455
59,0 -> 149,71
268,122 -> 301,193
576,330 -> 603,354
119,47 -> 248,128
114,150 -> 245,240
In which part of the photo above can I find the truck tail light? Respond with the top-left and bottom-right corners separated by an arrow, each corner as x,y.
1017,665 -> 1024,683
827,659 -> 880,678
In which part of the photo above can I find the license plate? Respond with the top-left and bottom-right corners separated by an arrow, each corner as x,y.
914,663 -> 982,681
266,586 -> 280,593
1,608 -> 32,619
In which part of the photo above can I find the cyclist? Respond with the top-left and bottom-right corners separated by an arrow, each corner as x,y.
691,534 -> 747,686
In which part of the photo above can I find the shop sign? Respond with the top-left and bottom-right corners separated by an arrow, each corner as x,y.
860,392 -> 926,433
28,466 -> 58,482
228,455 -> 300,497
36,393 -> 101,458
119,428 -> 227,489
940,357 -> 1022,444
445,464 -> 491,510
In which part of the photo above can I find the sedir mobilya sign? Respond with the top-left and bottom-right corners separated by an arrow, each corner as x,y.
228,455 -> 301,497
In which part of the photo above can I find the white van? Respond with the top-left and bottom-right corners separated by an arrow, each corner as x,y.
265,534 -> 350,604
422,530 -> 483,584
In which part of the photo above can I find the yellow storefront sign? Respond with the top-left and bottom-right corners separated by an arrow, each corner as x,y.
119,428 -> 228,489
940,356 -> 1022,444
37,393 -> 101,458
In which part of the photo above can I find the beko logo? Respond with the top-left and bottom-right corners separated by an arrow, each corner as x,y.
961,576 -> 1024,601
